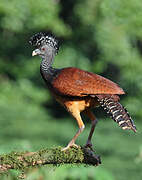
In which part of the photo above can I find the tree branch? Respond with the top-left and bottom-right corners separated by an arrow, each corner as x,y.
0,146 -> 101,175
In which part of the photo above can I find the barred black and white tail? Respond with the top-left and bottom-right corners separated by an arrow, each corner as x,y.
97,95 -> 137,132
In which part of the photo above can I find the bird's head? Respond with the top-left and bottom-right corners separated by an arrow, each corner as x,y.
29,32 -> 59,58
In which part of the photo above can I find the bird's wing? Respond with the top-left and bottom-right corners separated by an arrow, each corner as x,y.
52,67 -> 125,97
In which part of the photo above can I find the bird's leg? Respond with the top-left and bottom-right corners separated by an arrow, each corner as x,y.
84,110 -> 98,149
62,108 -> 85,151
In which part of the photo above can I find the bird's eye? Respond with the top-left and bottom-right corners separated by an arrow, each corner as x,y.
41,48 -> 45,51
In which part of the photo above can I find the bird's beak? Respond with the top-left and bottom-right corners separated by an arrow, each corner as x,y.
32,49 -> 41,56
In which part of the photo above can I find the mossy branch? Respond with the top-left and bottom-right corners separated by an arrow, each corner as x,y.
0,146 -> 101,175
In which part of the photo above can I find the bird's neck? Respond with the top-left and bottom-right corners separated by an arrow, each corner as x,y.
40,53 -> 54,70
40,54 -> 58,82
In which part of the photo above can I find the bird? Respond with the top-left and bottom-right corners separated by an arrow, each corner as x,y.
29,32 -> 136,151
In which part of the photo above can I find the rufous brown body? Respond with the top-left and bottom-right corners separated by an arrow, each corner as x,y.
29,32 -> 136,151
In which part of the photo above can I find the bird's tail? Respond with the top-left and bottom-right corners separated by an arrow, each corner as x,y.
96,95 -> 137,132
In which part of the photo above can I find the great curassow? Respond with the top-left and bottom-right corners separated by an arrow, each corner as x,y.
29,32 -> 136,151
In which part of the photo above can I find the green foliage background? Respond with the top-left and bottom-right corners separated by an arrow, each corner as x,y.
0,0 -> 142,179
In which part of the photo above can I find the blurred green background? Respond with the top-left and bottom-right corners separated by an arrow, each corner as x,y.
0,0 -> 142,179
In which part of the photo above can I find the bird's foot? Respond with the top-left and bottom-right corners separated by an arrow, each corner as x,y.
83,146 -> 101,166
84,141 -> 95,151
62,143 -> 79,151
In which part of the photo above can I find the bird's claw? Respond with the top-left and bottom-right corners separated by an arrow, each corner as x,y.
62,143 -> 79,151
84,142 -> 95,152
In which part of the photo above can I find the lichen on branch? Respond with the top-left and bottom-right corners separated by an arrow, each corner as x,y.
0,146 -> 101,175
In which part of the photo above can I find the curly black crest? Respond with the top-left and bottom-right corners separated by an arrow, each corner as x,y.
29,32 -> 59,53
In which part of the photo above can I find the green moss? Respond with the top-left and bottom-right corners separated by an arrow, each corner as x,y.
38,146 -> 84,165
0,146 -> 99,176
